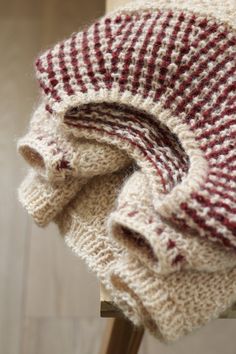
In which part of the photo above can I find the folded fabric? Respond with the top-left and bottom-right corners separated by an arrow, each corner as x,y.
54,168 -> 142,326
34,0 -> 236,250
51,169 -> 236,343
111,254 -> 236,342
17,0 -> 236,344
18,103 -> 131,182
109,170 -> 236,274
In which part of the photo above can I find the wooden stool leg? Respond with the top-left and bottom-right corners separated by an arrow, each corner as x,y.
99,318 -> 144,354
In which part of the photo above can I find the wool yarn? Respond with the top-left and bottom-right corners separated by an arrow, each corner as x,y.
18,169 -> 86,227
54,169 -> 142,327
20,167 -> 236,343
109,170 -> 236,274
111,254 -> 236,342
34,0 -> 236,250
54,169 -> 236,342
17,0 -> 236,343
18,102 -> 130,182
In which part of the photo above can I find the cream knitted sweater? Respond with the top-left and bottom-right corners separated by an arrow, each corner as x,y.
17,0 -> 236,343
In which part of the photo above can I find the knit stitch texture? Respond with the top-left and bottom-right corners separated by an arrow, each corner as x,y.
17,0 -> 236,343
34,0 -> 236,250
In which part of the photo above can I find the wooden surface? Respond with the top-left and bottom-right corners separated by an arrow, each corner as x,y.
99,318 -> 144,354
1,0 -> 236,353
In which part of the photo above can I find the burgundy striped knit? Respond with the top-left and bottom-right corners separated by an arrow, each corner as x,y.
34,2 -> 236,251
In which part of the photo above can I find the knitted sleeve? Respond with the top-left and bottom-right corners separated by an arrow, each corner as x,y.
18,103 -> 131,182
33,0 -> 236,251
109,171 -> 236,274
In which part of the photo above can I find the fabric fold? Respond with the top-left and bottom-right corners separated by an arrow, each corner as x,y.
18,104 -> 131,182
110,255 -> 236,342
34,0 -> 236,250
109,171 -> 236,274
16,0 -> 236,343
54,168 -> 142,327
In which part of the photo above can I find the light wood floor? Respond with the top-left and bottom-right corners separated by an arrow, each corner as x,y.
0,0 -> 236,353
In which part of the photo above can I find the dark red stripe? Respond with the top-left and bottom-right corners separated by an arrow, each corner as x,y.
94,22 -> 110,87
184,57 -> 236,121
209,170 -> 236,182
82,29 -> 99,90
105,15 -> 133,89
162,14 -> 196,94
67,114 -> 178,188
65,119 -> 168,192
154,12 -> 185,100
210,154 -> 236,170
119,14 -> 151,92
75,104 -> 187,176
131,13 -> 161,94
70,33 -> 87,93
192,192 -> 236,215
201,130 -> 236,154
111,16 -> 137,84
143,11 -> 173,96
48,49 -> 59,95
205,140 -> 236,160
180,202 -> 233,248
35,57 -> 45,74
173,41 -> 233,115
192,99 -> 236,130
207,175 -> 236,194
58,42 -> 74,96
204,184 -> 236,204
197,118 -> 236,142
164,24 -> 229,108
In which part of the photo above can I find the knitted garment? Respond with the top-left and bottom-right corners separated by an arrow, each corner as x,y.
109,170 -> 236,274
17,0 -> 236,343
18,169 -> 86,227
21,168 -> 236,343
18,102 -> 130,182
111,255 -> 236,342
54,169 -> 142,327
34,0 -> 236,250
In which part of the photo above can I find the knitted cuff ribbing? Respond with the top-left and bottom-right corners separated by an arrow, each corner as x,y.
109,171 -> 236,274
110,255 -> 236,342
18,169 -> 87,226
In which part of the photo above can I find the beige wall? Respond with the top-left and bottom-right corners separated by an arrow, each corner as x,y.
1,0 -> 236,353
